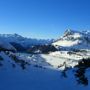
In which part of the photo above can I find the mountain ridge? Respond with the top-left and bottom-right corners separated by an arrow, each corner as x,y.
53,29 -> 90,50
0,33 -> 54,51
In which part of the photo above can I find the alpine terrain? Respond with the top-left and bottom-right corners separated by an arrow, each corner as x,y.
0,29 -> 90,90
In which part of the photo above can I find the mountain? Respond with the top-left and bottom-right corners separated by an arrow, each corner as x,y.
0,33 -> 53,47
0,38 -> 16,52
52,29 -> 90,50
0,33 -> 54,52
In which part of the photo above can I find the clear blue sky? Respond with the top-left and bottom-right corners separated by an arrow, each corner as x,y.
0,0 -> 90,39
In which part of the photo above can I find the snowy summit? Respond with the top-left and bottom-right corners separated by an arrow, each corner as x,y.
53,29 -> 90,50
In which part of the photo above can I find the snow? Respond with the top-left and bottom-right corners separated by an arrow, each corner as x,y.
0,52 -> 90,90
73,33 -> 82,38
0,33 -> 53,47
52,29 -> 90,50
0,38 -> 16,51
15,50 -> 90,71
53,39 -> 81,47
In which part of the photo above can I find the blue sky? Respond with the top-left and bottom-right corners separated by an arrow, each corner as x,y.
0,0 -> 90,39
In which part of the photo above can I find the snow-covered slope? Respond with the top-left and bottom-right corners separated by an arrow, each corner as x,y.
0,51 -> 90,90
53,29 -> 90,50
0,38 -> 16,51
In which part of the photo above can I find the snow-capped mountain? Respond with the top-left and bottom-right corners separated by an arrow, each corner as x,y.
0,33 -> 53,48
53,29 -> 90,50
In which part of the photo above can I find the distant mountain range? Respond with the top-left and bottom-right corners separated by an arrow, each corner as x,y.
0,33 -> 53,46
0,29 -> 90,52
0,33 -> 53,52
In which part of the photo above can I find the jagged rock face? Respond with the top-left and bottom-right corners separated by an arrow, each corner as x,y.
52,29 -> 90,50
63,29 -> 74,37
